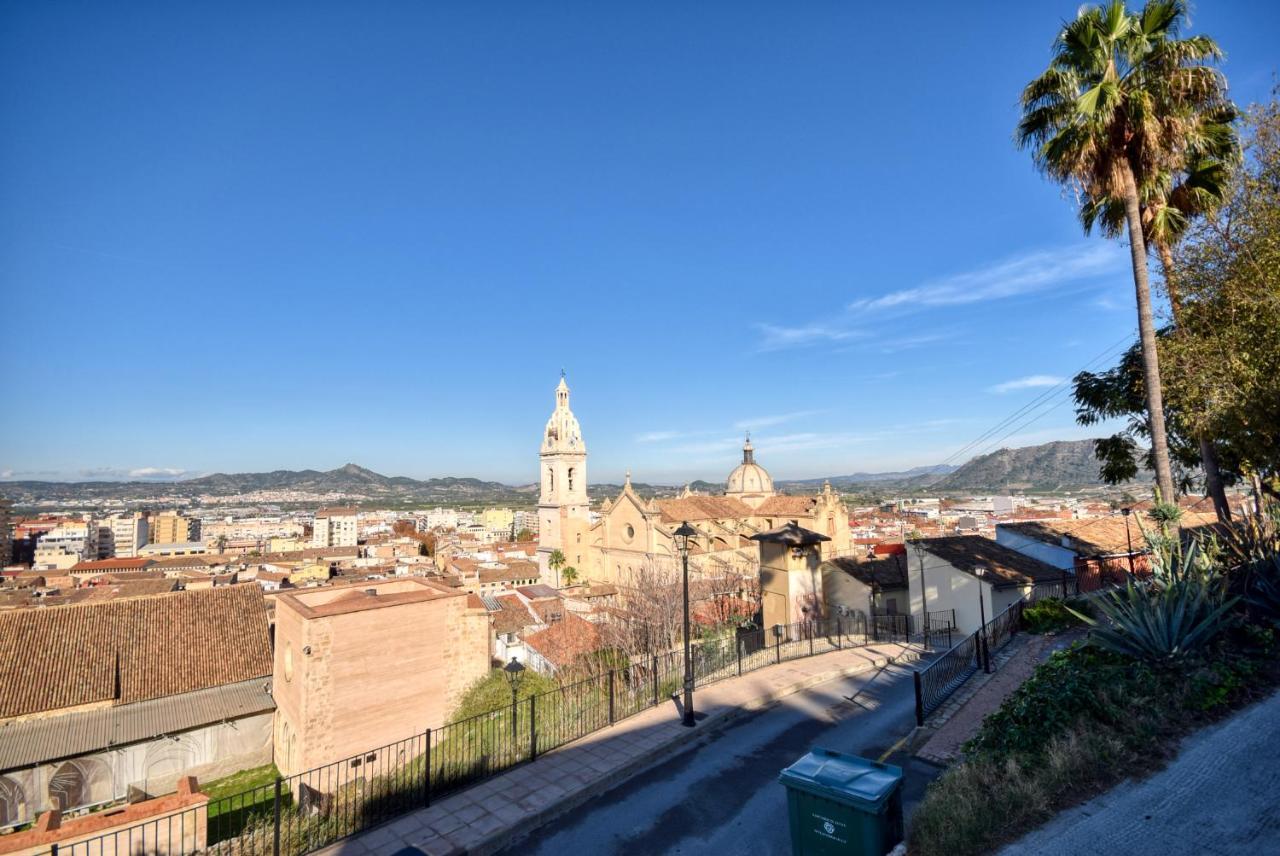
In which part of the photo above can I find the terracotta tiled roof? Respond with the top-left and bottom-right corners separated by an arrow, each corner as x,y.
70,558 -> 154,573
656,495 -> 755,523
921,535 -> 1062,586
0,586 -> 272,718
315,507 -> 359,517
523,613 -> 602,669
754,496 -> 817,516
492,594 -> 538,635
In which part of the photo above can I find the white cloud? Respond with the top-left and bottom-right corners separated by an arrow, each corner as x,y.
754,323 -> 864,353
733,410 -> 823,431
848,244 -> 1124,314
635,431 -> 681,443
130,467 -> 187,479
987,375 -> 1066,394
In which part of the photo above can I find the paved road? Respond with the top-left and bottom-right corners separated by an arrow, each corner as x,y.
1002,690 -> 1280,855
499,660 -> 940,856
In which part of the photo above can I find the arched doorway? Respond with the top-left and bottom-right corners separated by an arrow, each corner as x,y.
48,758 -> 112,811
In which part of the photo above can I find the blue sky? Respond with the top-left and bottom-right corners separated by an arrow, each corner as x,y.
3,1 -> 1277,485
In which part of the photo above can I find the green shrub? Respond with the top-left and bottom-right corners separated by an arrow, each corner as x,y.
964,644 -> 1150,760
450,668 -> 559,722
1022,599 -> 1084,634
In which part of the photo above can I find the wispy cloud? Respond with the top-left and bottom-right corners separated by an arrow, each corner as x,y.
733,410 -> 823,431
636,431 -> 681,443
988,375 -> 1065,394
754,323 -> 864,353
848,245 -> 1124,314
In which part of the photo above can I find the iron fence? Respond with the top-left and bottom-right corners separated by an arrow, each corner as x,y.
913,599 -> 1026,726
46,616 -> 912,856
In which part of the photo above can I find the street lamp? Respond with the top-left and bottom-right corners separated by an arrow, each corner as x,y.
1121,507 -> 1136,576
674,521 -> 698,727
503,657 -> 525,741
975,567 -> 990,674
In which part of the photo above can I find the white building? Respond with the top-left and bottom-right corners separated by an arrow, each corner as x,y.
312,507 -> 359,547
33,519 -> 97,569
104,512 -> 150,558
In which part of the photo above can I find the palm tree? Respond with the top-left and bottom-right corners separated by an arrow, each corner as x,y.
1018,0 -> 1229,506
561,566 -> 579,587
548,548 -> 566,588
1081,104 -> 1239,521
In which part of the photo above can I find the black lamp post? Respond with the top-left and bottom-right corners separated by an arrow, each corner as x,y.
503,656 -> 525,741
1121,507 -> 1136,575
674,521 -> 698,727
975,567 -> 990,673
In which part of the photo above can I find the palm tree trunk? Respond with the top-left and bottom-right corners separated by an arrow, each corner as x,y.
1155,239 -> 1232,523
1119,162 -> 1177,505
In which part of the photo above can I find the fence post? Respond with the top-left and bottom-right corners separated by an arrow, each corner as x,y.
913,670 -> 925,727
423,728 -> 432,807
871,615 -> 879,642
981,632 -> 992,674
529,695 -> 538,761
652,655 -> 659,707
836,616 -> 842,649
775,626 -> 781,664
50,845 -> 58,856
272,775 -> 282,856
809,624 -> 815,657
608,669 -> 616,725
736,636 -> 742,677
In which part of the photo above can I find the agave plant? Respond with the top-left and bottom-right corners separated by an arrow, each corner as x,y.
1070,575 -> 1237,664
1246,556 -> 1280,629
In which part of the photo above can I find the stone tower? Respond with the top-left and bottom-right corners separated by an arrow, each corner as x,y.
537,374 -> 591,584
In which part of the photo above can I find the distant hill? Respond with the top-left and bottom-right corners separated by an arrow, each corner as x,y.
0,440 -> 1140,508
931,439 -> 1143,492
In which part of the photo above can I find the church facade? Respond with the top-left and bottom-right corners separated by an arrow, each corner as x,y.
535,378 -> 852,587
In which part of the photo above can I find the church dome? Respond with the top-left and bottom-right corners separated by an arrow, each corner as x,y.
726,437 -> 773,496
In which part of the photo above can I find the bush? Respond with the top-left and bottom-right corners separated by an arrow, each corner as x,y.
1074,577 -> 1237,663
1022,599 -> 1085,635
450,668 -> 558,722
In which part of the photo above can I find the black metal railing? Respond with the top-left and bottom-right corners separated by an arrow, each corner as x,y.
49,615 -> 913,856
913,599 -> 1026,726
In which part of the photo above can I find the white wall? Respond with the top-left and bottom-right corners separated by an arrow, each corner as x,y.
907,552 -> 996,636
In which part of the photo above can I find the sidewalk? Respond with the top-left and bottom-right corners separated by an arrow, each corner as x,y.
317,642 -> 923,856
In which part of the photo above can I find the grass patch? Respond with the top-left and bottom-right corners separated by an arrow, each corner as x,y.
909,628 -> 1280,856
202,763 -> 286,844
202,763 -> 280,802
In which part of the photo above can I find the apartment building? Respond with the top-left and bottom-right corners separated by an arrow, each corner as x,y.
311,507 -> 358,548
149,511 -> 200,544
102,512 -> 150,558
33,520 -> 97,570
0,499 -> 11,567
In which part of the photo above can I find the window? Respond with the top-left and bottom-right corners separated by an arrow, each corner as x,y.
568,468 -> 574,490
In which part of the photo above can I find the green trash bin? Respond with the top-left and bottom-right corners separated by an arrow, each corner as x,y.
778,747 -> 903,855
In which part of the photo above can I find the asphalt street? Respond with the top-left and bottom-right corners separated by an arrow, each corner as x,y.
500,659 -> 941,856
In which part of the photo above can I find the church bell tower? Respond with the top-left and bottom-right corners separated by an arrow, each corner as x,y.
537,374 -> 590,584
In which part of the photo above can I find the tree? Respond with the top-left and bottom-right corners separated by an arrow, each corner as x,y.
548,549 -> 566,588
515,528 -> 535,543
1073,333 -> 1245,493
1080,77 -> 1239,521
561,565 -> 579,587
1018,0 -> 1229,505
1163,95 -> 1280,502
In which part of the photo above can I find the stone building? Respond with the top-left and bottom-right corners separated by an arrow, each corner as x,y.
0,587 -> 274,828
536,375 -> 592,582
271,578 -> 489,776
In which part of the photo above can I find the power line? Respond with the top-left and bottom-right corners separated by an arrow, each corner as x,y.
935,332 -> 1135,470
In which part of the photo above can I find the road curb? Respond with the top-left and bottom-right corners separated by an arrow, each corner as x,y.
470,645 -> 924,855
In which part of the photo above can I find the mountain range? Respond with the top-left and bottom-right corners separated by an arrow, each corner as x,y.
0,439 -> 1134,507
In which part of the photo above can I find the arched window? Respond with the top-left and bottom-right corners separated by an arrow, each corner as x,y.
547,466 -> 554,493
568,467 -> 574,490
0,777 -> 28,827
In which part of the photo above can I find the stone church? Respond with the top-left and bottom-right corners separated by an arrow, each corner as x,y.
536,377 -> 851,587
